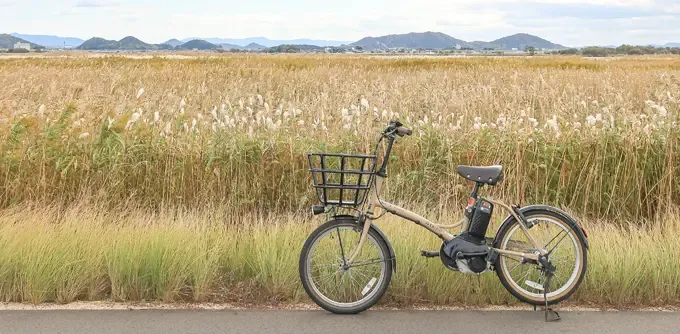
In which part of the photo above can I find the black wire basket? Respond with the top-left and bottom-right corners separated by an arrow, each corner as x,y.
308,153 -> 376,207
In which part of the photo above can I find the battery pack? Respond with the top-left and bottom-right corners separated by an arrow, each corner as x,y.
468,198 -> 494,239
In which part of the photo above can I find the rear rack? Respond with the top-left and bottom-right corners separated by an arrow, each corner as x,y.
308,153 -> 376,207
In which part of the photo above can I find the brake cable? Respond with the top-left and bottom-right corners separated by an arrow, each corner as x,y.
365,130 -> 398,221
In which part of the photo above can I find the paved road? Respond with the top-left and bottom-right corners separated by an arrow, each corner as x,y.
1,310 -> 679,334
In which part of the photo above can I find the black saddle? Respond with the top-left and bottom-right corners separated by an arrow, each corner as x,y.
457,165 -> 504,185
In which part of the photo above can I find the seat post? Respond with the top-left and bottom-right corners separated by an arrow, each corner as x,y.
470,182 -> 482,199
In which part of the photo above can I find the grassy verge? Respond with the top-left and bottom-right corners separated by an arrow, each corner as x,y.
1,204 -> 678,307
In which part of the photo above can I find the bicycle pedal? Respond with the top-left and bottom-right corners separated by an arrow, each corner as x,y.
420,250 -> 440,258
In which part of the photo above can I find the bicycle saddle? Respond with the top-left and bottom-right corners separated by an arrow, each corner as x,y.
456,165 -> 504,185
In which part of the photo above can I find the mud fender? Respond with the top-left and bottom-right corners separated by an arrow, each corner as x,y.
493,205 -> 589,249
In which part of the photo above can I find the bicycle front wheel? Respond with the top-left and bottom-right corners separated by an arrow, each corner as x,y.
299,219 -> 393,314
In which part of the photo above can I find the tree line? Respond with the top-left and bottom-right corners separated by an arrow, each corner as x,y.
552,45 -> 680,57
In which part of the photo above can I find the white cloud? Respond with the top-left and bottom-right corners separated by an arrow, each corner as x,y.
1,0 -> 678,46
74,0 -> 120,8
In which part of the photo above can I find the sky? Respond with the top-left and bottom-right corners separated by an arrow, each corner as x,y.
1,0 -> 679,46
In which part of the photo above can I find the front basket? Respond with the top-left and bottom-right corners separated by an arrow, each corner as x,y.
308,153 -> 376,207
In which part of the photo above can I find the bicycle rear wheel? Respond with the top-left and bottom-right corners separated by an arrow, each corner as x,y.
494,210 -> 587,305
299,219 -> 392,314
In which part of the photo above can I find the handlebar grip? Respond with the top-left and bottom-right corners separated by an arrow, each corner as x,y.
397,127 -> 412,136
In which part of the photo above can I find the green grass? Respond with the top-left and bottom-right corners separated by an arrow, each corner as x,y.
0,205 -> 678,307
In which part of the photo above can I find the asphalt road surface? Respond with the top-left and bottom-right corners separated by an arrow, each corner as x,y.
1,310 -> 679,333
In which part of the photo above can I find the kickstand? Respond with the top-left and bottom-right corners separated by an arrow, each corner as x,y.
543,273 -> 561,322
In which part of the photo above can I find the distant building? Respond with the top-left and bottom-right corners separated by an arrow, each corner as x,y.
13,42 -> 31,51
455,44 -> 461,50
325,47 -> 347,53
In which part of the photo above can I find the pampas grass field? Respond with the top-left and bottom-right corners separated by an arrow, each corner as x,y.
0,54 -> 679,306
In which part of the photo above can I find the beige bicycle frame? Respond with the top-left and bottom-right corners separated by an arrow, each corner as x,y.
345,176 -> 547,264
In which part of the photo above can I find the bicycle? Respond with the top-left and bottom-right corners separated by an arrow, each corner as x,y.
299,120 -> 589,321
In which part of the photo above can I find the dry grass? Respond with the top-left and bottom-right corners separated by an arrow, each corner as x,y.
0,55 -> 678,219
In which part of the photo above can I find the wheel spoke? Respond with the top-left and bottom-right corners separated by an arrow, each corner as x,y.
505,259 -> 524,273
543,229 -> 566,249
337,227 -> 347,265
547,231 -> 570,255
314,270 -> 341,288
350,258 -> 385,268
552,268 -> 571,285
516,269 -> 533,289
351,268 -> 376,282
504,255 -> 521,263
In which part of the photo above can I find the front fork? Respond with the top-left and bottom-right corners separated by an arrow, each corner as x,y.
346,176 -> 387,264
346,215 -> 373,264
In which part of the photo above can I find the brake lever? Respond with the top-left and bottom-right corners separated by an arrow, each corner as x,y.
385,128 -> 397,137
383,129 -> 398,138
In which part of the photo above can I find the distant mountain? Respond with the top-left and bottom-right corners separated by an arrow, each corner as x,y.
220,43 -> 244,50
77,36 -> 173,50
663,43 -> 680,47
118,36 -> 156,50
5,32 -> 571,51
349,32 -> 565,50
181,37 -> 350,47
244,42 -> 266,50
489,33 -> 565,50
265,44 -> 325,53
178,39 -> 217,50
163,39 -> 184,47
77,37 -> 119,50
292,44 -> 325,51
0,33 -> 45,49
467,41 -> 496,50
351,32 -> 470,50
10,33 -> 83,48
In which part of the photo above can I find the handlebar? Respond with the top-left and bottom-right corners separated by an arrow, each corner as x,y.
396,126 -> 412,136
384,120 -> 411,137
376,120 -> 410,177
